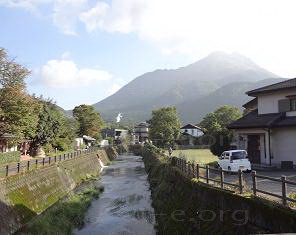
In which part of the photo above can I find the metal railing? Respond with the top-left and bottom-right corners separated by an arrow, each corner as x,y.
0,148 -> 97,177
173,158 -> 296,206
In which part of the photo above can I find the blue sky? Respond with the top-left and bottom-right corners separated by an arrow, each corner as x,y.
1,0 -> 296,109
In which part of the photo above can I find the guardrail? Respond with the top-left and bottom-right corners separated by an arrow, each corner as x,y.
173,157 -> 296,206
0,148 -> 97,178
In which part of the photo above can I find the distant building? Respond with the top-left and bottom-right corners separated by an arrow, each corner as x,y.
134,122 -> 149,143
101,128 -> 129,140
75,135 -> 96,148
180,124 -> 204,146
100,139 -> 109,147
0,133 -> 31,155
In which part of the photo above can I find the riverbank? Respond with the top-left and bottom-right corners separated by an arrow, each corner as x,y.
141,144 -> 296,234
0,147 -> 119,235
18,185 -> 104,235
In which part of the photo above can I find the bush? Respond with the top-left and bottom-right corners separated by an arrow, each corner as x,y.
0,151 -> 20,164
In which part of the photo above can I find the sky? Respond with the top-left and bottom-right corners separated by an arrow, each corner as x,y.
0,0 -> 296,110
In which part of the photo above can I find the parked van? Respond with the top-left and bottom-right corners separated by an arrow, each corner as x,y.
218,150 -> 251,172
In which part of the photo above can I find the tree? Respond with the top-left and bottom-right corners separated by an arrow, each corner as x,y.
30,101 -> 63,155
199,105 -> 242,156
148,107 -> 181,148
0,48 -> 28,89
73,105 -> 103,139
52,117 -> 79,151
0,48 -> 39,143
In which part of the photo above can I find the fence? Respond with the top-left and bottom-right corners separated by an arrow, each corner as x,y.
0,148 -> 97,178
252,171 -> 296,206
173,158 -> 244,193
173,157 -> 296,207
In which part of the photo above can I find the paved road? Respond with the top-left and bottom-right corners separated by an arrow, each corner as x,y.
208,169 -> 296,198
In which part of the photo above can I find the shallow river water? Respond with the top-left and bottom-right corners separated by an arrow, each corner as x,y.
75,155 -> 156,235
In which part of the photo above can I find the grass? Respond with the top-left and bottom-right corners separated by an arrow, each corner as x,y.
169,149 -> 218,165
0,151 -> 20,164
19,186 -> 104,235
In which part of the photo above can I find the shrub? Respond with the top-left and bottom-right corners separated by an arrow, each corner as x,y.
0,151 -> 20,164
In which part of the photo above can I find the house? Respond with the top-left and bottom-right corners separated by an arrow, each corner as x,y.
101,128 -> 129,140
180,124 -> 204,146
75,135 -> 96,148
228,78 -> 296,168
134,122 -> 149,143
0,133 -> 31,155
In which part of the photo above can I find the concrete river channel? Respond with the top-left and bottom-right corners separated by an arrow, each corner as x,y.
75,154 -> 156,235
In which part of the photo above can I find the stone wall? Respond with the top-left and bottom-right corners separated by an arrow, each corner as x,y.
141,144 -> 296,234
0,148 -> 117,235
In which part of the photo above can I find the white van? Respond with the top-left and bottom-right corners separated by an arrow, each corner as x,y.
218,150 -> 251,173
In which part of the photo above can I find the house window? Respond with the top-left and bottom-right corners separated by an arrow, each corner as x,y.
291,98 -> 296,111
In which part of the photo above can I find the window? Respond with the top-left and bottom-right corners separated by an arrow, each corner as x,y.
232,151 -> 247,160
291,98 -> 296,111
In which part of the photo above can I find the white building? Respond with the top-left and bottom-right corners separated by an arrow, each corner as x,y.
180,124 -> 204,146
228,78 -> 296,169
75,135 -> 96,149
134,122 -> 149,143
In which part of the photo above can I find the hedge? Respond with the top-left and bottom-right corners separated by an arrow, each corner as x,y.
0,151 -> 21,164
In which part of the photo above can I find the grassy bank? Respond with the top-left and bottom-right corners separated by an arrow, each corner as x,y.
168,149 -> 218,164
19,186 -> 104,235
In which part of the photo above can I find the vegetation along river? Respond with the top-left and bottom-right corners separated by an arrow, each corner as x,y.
75,154 -> 156,235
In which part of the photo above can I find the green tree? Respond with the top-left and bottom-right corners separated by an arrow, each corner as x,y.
30,101 -> 63,155
73,105 -> 103,139
148,107 -> 181,148
0,48 -> 39,143
52,117 -> 79,151
199,105 -> 242,156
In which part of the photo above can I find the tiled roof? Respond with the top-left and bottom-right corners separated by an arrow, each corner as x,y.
181,124 -> 203,130
247,78 -> 296,96
242,98 -> 257,109
228,110 -> 285,129
275,116 -> 296,127
83,135 -> 96,141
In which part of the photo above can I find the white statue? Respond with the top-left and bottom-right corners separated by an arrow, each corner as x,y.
116,113 -> 123,123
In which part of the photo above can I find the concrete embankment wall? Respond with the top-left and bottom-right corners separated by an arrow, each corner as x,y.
0,147 -> 118,235
140,144 -> 296,235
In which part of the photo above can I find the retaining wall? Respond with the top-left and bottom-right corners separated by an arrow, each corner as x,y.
141,144 -> 296,235
0,148 -> 117,235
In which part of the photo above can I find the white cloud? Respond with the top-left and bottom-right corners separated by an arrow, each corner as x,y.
4,0 -> 296,76
107,83 -> 122,96
79,0 -> 296,76
39,58 -> 112,88
0,0 -> 52,10
0,0 -> 86,34
53,0 -> 87,35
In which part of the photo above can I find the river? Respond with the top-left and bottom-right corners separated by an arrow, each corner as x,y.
75,154 -> 156,235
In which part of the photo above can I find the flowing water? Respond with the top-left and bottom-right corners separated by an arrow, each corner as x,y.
75,155 -> 156,235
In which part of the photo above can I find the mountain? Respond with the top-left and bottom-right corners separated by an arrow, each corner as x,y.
177,78 -> 285,123
93,52 -> 280,124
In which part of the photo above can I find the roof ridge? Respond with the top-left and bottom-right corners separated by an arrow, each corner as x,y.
247,78 -> 296,96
